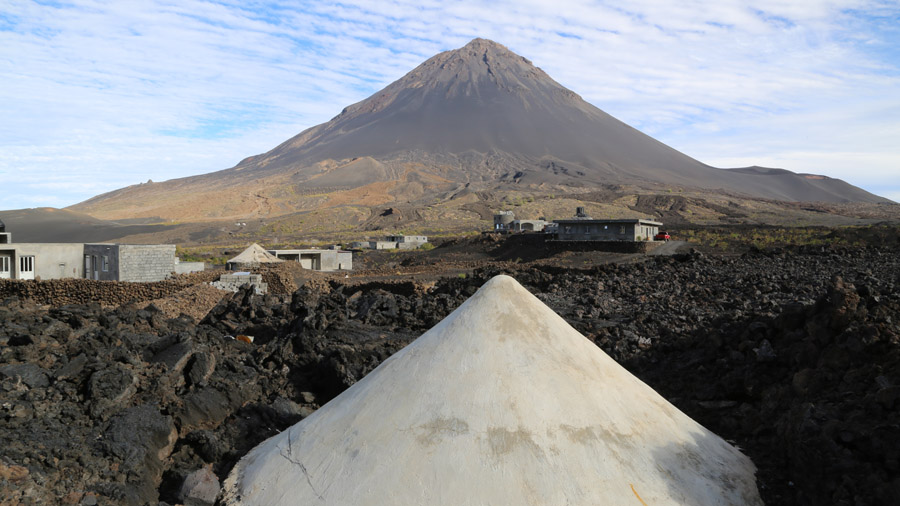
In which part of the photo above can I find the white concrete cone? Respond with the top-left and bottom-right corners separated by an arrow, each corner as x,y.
223,275 -> 762,505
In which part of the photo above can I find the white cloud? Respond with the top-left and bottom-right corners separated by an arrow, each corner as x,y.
1,0 -> 898,209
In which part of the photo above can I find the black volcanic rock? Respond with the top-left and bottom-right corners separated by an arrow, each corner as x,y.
1,241 -> 900,504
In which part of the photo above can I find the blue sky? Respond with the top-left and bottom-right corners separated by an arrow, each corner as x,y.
1,0 -> 898,210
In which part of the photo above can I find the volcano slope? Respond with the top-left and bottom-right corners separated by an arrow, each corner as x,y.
1,242 -> 899,505
69,38 -> 889,229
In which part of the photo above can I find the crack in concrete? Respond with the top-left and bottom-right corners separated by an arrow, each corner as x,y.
280,428 -> 325,502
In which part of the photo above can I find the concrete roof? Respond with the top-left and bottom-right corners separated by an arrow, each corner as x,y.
223,275 -> 760,505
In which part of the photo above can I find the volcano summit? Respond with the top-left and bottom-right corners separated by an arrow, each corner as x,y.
70,38 -> 888,225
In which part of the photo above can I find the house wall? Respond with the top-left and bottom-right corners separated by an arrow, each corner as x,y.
267,249 -> 352,271
6,243 -> 84,280
337,251 -> 352,270
174,260 -> 206,275
386,235 -> 427,248
635,224 -> 659,241
555,221 -> 660,241
118,244 -> 176,282
318,252 -> 337,271
494,212 -> 515,230
298,254 -> 319,270
83,244 -> 120,281
317,251 -> 347,271
512,220 -> 547,232
557,223 -> 631,241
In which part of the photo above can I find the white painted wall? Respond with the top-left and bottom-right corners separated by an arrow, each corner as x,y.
7,243 -> 85,280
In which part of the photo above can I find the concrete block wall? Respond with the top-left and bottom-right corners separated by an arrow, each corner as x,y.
174,261 -> 205,275
210,273 -> 267,294
319,251 -> 339,271
119,245 -> 177,282
337,251 -> 352,270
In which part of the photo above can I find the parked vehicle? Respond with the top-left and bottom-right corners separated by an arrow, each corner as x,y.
654,231 -> 671,241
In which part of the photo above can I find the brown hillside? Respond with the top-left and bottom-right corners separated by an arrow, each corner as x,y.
68,38 -> 890,230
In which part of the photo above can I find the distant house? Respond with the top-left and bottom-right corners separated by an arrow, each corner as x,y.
553,208 -> 662,242
0,235 -> 191,281
509,219 -> 547,232
493,211 -> 515,231
351,235 -> 428,251
267,248 -> 352,271
386,235 -> 428,249
554,218 -> 662,242
491,211 -> 546,232
83,244 -> 181,281
1,243 -> 83,280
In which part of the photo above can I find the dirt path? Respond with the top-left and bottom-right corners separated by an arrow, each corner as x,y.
648,240 -> 690,256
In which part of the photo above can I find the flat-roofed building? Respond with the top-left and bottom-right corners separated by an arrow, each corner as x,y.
268,249 -> 352,271
554,218 -> 662,242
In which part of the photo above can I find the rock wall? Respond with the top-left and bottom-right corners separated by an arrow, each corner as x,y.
497,233 -> 660,257
0,276 -> 205,307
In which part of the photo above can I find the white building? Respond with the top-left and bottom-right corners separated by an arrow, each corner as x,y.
267,248 -> 352,271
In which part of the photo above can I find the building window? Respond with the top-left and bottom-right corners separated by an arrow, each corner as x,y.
0,256 -> 9,273
620,226 -> 625,234
101,255 -> 109,272
20,256 -> 34,272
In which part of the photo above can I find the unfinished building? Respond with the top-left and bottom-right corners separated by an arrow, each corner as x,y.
267,248 -> 352,271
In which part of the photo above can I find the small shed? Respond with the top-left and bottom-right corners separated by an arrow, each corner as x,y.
226,243 -> 283,271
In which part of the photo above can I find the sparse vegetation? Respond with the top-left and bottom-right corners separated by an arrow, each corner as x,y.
676,226 -> 878,252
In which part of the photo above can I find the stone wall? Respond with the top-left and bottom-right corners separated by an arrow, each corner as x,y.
504,233 -> 662,254
119,245 -> 177,282
0,278 -> 195,307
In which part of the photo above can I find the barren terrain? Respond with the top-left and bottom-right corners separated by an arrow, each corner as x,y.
49,38 -> 890,242
2,227 -> 899,505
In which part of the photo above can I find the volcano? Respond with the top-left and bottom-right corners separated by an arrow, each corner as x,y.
70,38 -> 889,223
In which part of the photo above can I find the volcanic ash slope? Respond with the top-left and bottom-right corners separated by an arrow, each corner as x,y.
223,274 -> 762,505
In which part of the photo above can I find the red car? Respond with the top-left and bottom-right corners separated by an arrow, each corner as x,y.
654,231 -> 671,241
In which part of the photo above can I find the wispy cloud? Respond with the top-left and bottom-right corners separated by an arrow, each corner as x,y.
1,0 -> 898,210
